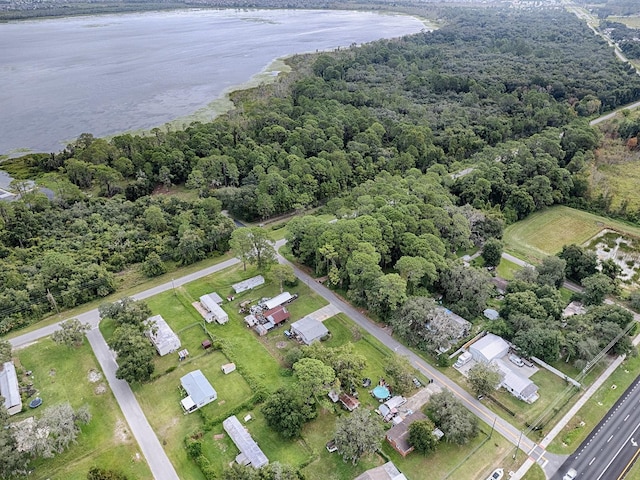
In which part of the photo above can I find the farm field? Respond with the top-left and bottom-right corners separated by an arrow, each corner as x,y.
608,15 -> 640,28
12,339 -> 152,480
503,206 -> 640,264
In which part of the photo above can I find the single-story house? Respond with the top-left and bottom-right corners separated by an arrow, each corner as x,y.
563,301 -> 587,318
483,308 -> 500,321
180,370 -> 217,413
338,393 -> 360,412
435,308 -> 471,337
386,411 -> 427,457
260,292 -> 293,311
0,361 -> 22,416
200,294 -> 229,324
263,305 -> 290,326
469,333 -> 510,364
205,291 -> 223,305
290,316 -> 329,345
223,415 -> 269,468
354,461 -> 408,480
494,359 -> 539,404
232,275 -> 265,294
146,315 -> 181,357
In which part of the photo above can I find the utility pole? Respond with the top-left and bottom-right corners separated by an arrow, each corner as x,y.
46,289 -> 60,315
513,429 -> 524,460
490,416 -> 497,439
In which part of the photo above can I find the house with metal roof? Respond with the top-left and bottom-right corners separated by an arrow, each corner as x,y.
260,292 -> 293,311
494,359 -> 539,404
180,370 -> 217,413
290,316 -> 329,345
469,333 -> 509,364
263,305 -> 290,326
483,308 -> 500,321
200,294 -> 229,324
0,361 -> 22,416
146,315 -> 181,357
223,415 -> 269,468
232,275 -> 265,294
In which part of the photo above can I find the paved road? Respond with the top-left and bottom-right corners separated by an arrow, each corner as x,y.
275,242 -> 542,465
551,376 -> 640,480
7,256 -> 241,480
86,329 -> 180,480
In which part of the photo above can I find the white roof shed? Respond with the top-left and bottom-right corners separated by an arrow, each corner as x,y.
232,275 -> 265,294
146,315 -> 181,357
469,333 -> 509,363
200,295 -> 229,324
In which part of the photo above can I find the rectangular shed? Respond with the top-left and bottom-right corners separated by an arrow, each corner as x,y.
260,292 -> 292,311
232,275 -> 265,294
146,315 -> 181,357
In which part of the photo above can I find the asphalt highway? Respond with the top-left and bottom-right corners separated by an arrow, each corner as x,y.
552,376 -> 640,480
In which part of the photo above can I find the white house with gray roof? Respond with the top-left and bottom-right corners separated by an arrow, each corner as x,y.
223,415 -> 269,468
290,316 -> 329,345
0,361 -> 22,415
180,370 -> 217,413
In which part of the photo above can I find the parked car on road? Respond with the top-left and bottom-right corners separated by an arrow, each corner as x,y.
563,468 -> 577,480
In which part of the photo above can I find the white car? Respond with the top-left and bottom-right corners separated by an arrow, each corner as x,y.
486,468 -> 503,480
563,468 -> 577,480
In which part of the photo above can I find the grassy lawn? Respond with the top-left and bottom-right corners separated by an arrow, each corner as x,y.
503,206 -> 640,264
496,257 -> 521,280
383,426 -> 518,480
13,339 -> 152,480
547,353 -> 640,454
608,15 -> 640,28
522,463 -> 546,480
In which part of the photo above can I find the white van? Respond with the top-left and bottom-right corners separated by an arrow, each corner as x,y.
509,354 -> 525,367
454,352 -> 472,368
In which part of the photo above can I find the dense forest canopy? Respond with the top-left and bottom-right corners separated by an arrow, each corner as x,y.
1,7 -> 640,334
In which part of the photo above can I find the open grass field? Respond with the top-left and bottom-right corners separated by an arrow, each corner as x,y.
13,339 -> 152,480
547,353 -> 640,454
503,206 -> 640,264
608,15 -> 640,28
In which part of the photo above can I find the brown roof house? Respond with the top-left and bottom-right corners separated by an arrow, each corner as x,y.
385,411 -> 427,457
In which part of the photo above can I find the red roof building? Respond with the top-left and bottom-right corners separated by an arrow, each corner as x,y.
263,305 -> 290,325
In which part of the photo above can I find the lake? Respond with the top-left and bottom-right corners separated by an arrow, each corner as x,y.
0,9 -> 425,156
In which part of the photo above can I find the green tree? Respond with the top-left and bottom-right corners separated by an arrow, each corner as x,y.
481,238 -> 503,268
0,340 -> 11,364
52,318 -> 90,347
176,228 -> 206,265
110,324 -> 155,383
262,387 -> 316,439
230,227 -> 276,271
536,255 -> 566,288
346,242 -> 383,305
427,390 -> 478,445
384,354 -> 417,395
559,244 -> 597,282
33,403 -> 91,458
439,264 -> 492,318
395,256 -> 436,293
467,362 -> 504,397
409,418 -> 439,454
99,297 -> 151,330
368,273 -> 407,317
142,252 -> 167,278
293,357 -> 335,404
582,273 -> 614,305
87,466 -> 129,480
269,263 -> 296,293
0,400 -> 28,478
334,409 -> 384,465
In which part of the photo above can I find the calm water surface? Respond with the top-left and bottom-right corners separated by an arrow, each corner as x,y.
0,9 -> 424,155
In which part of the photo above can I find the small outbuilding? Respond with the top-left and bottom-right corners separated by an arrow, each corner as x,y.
180,370 -> 217,413
146,315 -> 181,357
0,361 -> 22,416
469,333 -> 510,364
290,316 -> 329,345
338,393 -> 360,412
483,308 -> 500,321
223,415 -> 269,469
200,294 -> 229,324
221,363 -> 236,374
260,292 -> 293,311
232,275 -> 265,294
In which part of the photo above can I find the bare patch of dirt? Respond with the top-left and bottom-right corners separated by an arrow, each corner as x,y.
94,383 -> 107,395
48,369 -> 56,377
214,433 -> 225,440
88,369 -> 102,383
114,419 -> 130,444
158,417 -> 178,438
276,341 -> 287,349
